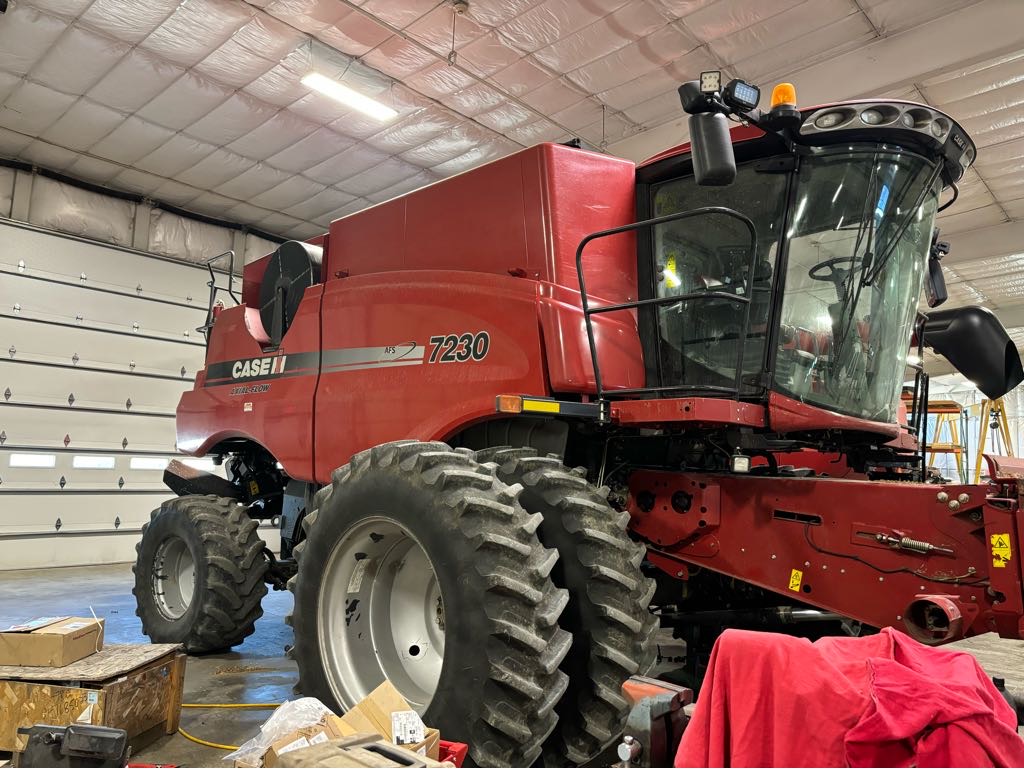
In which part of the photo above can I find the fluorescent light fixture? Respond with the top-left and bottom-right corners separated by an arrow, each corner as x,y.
301,72 -> 397,122
130,457 -> 169,471
9,453 -> 56,468
73,455 -> 115,470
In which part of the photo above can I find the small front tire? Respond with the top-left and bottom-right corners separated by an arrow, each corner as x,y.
133,495 -> 268,653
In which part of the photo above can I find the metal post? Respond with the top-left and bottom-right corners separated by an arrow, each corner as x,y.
10,169 -> 33,222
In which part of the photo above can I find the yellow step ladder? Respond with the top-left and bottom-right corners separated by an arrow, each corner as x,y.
926,400 -> 966,483
973,397 -> 1015,483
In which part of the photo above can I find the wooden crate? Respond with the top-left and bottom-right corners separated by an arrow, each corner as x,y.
0,643 -> 184,753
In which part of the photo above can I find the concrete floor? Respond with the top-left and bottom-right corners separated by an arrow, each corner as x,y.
0,563 -> 1022,766
0,563 -> 296,766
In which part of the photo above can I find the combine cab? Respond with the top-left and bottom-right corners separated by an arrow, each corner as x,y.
133,76 -> 1024,767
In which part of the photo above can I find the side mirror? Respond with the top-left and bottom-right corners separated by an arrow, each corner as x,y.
688,112 -> 737,186
924,257 -> 947,307
678,80 -> 736,187
922,305 -> 1024,399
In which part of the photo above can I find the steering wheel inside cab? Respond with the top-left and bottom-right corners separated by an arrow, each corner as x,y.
808,256 -> 862,291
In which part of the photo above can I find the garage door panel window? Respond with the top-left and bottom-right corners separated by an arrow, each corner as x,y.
8,452 -> 57,468
72,455 -> 116,469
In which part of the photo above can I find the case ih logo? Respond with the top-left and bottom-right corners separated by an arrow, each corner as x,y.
232,356 -> 287,379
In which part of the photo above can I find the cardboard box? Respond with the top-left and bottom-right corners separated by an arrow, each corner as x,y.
0,617 -> 104,667
248,682 -> 441,767
263,715 -> 357,768
257,683 -> 439,767
337,681 -> 439,761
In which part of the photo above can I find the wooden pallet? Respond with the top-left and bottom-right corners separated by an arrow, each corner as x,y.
0,643 -> 185,753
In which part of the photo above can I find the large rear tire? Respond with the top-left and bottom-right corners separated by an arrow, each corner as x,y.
133,495 -> 268,653
287,441 -> 573,768
476,448 -> 659,765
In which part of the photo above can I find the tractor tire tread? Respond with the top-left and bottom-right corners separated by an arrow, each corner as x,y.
133,494 -> 268,654
474,447 -> 658,765
287,441 -> 570,768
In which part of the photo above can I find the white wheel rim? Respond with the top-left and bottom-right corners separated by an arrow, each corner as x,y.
317,517 -> 445,713
153,536 -> 195,620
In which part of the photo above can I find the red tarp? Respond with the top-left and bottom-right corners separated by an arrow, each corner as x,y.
676,627 -> 1024,767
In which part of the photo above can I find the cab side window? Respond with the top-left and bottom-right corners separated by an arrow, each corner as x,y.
650,164 -> 788,394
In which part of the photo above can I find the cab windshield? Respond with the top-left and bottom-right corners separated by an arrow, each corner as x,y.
777,147 -> 940,422
650,144 -> 941,424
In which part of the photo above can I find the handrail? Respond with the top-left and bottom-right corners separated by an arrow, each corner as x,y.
575,206 -> 758,408
198,250 -> 238,337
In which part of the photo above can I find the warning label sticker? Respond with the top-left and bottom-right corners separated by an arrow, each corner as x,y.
391,710 -> 425,746
348,558 -> 373,594
991,533 -> 1012,569
788,569 -> 803,592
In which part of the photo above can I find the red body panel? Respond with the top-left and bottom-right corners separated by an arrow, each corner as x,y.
537,282 -> 644,392
322,142 -> 641,393
184,142 -> 650,483
312,272 -> 547,483
768,391 -> 901,438
324,144 -> 636,291
630,470 -> 1020,639
611,398 -> 765,427
177,292 -> 322,479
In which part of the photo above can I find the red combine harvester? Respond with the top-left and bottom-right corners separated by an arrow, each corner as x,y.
133,76 -> 1024,767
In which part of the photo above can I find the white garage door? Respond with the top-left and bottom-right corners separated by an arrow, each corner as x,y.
0,219 -> 278,570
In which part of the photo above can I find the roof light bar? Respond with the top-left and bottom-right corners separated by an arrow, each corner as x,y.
803,103 -> 951,140
301,72 -> 398,122
800,102 -> 975,180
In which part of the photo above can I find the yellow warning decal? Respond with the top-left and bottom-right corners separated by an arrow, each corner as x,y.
991,533 -> 1012,569
788,569 -> 803,592
521,398 -> 560,414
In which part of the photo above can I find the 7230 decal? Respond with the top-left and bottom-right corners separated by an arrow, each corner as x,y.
428,331 -> 490,363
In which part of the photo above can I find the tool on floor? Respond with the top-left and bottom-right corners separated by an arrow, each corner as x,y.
14,724 -> 128,768
616,676 -> 693,768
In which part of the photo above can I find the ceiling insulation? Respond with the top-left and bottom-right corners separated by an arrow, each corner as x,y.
0,0 -> 1023,360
